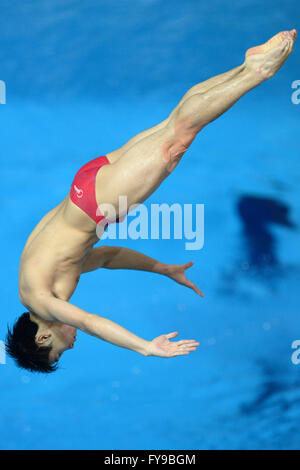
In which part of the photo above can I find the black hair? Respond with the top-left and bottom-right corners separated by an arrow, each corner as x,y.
5,312 -> 58,373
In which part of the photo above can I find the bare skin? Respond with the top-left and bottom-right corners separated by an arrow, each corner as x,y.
18,30 -> 297,364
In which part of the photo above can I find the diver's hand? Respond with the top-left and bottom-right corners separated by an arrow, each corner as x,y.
165,261 -> 204,297
147,332 -> 200,358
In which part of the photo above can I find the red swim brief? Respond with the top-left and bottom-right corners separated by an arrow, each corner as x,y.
70,156 -> 120,225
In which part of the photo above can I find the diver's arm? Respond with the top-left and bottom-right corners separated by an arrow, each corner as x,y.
81,246 -> 165,274
81,246 -> 204,296
32,294 -> 199,357
82,315 -> 200,358
33,293 -> 150,355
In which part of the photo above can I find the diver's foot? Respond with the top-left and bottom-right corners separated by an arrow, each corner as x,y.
245,29 -> 297,80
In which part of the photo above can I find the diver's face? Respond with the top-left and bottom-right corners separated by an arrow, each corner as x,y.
48,324 -> 77,363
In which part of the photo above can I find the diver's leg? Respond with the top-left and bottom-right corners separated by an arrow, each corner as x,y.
107,65 -> 244,164
168,65 -> 245,120
171,30 -> 296,133
97,30 -> 296,218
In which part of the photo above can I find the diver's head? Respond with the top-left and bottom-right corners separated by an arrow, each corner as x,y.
6,312 -> 77,373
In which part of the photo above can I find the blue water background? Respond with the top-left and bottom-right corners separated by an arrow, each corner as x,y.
0,0 -> 300,450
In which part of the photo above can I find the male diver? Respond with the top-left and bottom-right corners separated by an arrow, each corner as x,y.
7,30 -> 297,372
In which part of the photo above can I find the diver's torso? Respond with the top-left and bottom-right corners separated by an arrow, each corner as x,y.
19,195 -> 100,308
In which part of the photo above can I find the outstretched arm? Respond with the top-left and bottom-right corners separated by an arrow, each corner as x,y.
33,294 -> 200,357
81,246 -> 204,297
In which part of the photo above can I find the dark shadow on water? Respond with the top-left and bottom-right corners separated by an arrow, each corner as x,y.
237,195 -> 296,272
218,194 -> 297,296
241,360 -> 291,415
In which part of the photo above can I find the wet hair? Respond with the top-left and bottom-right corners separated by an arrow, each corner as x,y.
5,312 -> 58,373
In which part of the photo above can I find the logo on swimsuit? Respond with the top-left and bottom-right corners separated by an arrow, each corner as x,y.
74,184 -> 83,198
